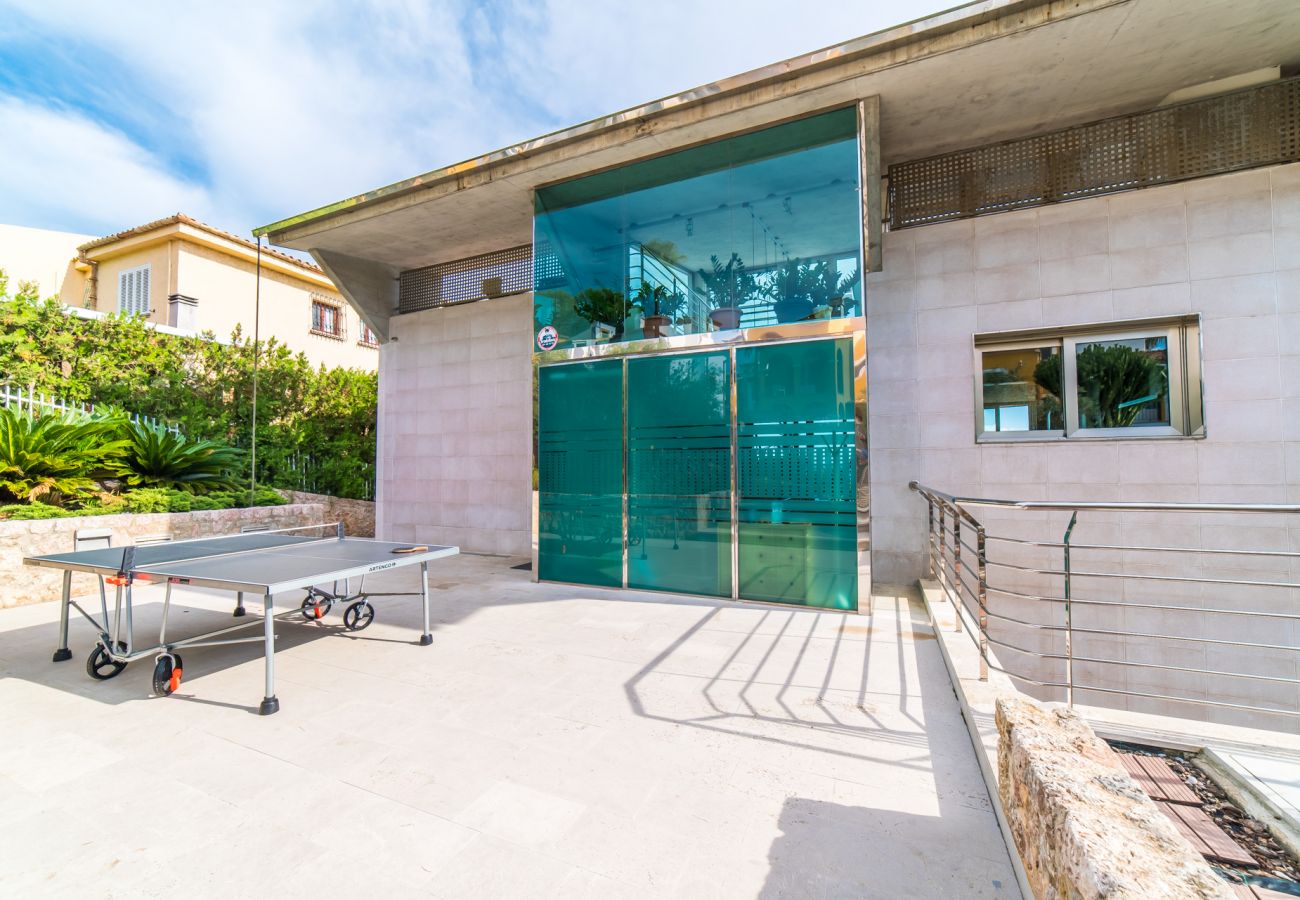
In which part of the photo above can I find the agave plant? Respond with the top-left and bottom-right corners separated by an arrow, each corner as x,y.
119,420 -> 245,493
0,407 -> 127,504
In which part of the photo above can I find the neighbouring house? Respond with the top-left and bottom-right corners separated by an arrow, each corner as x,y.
0,224 -> 96,298
0,216 -> 378,371
257,0 -> 1300,725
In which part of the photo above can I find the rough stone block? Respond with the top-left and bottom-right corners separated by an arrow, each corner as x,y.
996,696 -> 1232,899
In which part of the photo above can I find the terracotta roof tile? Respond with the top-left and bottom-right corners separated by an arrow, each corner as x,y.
78,213 -> 322,274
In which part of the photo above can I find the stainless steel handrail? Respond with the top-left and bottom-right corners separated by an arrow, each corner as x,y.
909,481 -> 1300,726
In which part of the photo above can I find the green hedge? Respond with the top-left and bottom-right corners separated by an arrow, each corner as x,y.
0,272 -> 376,499
0,486 -> 288,520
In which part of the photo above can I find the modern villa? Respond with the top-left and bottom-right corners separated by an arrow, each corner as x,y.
257,0 -> 1300,728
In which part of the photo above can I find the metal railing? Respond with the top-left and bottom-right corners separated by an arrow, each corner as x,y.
909,481 -> 1300,728
627,244 -> 712,329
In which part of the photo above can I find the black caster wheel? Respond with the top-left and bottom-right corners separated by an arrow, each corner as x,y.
300,593 -> 333,621
86,644 -> 127,680
342,601 -> 375,632
151,654 -> 184,696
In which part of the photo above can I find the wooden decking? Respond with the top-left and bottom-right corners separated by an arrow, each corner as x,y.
1118,752 -> 1257,868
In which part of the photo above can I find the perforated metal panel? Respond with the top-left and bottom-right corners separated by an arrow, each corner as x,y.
888,77 -> 1300,229
398,244 -> 532,313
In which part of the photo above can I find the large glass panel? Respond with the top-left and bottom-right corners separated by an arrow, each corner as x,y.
1073,334 -> 1170,430
980,345 -> 1062,433
534,108 -> 862,351
627,352 -> 731,597
736,340 -> 856,609
537,360 -> 623,587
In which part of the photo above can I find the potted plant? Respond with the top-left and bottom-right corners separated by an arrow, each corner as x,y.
768,258 -> 814,324
808,261 -> 860,318
633,283 -> 684,338
573,287 -> 627,341
768,259 -> 862,323
698,253 -> 752,331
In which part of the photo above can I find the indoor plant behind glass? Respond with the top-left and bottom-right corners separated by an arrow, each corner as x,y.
573,287 -> 627,341
769,259 -> 861,323
633,283 -> 684,338
698,253 -> 752,331
768,258 -> 814,324
807,260 -> 861,318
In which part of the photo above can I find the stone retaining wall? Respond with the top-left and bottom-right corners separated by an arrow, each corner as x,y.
996,696 -> 1232,899
283,491 -> 375,537
0,503 -> 324,608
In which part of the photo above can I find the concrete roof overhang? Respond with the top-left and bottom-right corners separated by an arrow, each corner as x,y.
257,0 -> 1300,331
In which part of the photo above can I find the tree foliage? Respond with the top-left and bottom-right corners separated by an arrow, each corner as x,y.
0,271 -> 376,499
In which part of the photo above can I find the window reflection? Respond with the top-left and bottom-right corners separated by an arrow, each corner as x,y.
533,109 -> 862,350
1074,336 -> 1169,429
981,345 -> 1061,432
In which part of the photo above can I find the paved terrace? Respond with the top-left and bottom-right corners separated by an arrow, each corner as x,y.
0,555 -> 1017,898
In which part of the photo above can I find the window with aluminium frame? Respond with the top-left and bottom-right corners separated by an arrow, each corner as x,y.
974,316 -> 1203,441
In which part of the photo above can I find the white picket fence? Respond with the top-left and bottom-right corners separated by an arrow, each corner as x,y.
0,383 -> 183,435
284,450 -> 375,500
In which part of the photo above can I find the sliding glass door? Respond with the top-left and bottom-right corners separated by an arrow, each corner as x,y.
735,341 -> 857,610
627,352 -> 731,597
537,359 -> 623,587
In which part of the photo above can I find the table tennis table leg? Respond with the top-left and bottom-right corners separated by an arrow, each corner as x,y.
419,562 -> 433,646
233,592 -> 246,618
52,570 -> 73,662
259,592 -> 279,715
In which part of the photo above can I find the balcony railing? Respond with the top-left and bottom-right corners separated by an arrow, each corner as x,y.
909,482 -> 1300,730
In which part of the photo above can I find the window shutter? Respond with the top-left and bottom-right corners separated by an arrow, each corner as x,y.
118,265 -> 151,315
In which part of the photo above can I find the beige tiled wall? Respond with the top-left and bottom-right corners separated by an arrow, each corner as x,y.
377,294 -> 534,556
867,162 -> 1300,727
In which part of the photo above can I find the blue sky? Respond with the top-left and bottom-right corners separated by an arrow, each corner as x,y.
0,0 -> 944,240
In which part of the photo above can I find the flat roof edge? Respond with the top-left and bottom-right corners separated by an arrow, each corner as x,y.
254,0 -> 1048,241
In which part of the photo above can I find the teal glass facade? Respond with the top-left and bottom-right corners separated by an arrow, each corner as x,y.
533,108 -> 862,351
535,338 -> 858,609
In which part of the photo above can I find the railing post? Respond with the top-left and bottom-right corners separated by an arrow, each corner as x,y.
976,522 -> 988,681
1062,511 -> 1078,708
925,500 -> 935,578
952,510 -> 963,634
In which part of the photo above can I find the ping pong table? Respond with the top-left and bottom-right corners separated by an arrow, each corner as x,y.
24,524 -> 459,714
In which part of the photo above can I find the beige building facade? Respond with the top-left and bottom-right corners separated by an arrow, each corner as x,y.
2,216 -> 377,371
260,0 -> 1300,729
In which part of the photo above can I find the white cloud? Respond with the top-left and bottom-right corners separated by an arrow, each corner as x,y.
0,96 -> 211,234
0,0 -> 943,237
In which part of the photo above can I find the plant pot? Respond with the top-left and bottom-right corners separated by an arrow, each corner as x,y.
709,307 -> 741,330
774,298 -> 814,324
642,315 -> 672,338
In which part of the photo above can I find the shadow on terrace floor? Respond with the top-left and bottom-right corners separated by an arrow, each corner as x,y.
621,587 -> 1017,897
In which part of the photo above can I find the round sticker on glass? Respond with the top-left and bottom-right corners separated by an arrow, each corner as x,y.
536,325 -> 559,351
